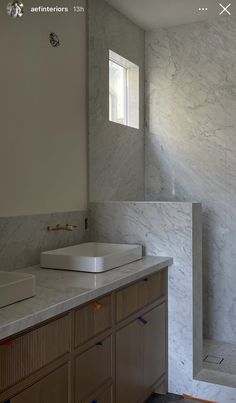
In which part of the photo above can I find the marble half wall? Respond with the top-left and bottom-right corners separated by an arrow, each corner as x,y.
0,210 -> 89,272
90,201 -> 203,397
88,0 -> 145,201
145,17 -> 236,344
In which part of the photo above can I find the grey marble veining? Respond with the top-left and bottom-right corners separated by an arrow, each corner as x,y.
90,201 -> 202,398
0,256 -> 172,341
0,210 -> 89,272
145,17 -> 236,345
88,0 -> 145,201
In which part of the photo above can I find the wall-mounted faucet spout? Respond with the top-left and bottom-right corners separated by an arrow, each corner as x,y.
47,224 -> 77,232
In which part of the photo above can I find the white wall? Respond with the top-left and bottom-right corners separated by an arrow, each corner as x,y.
0,0 -> 87,217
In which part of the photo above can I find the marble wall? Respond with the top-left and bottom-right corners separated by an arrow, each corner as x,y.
0,210 -> 89,272
90,201 -> 203,397
88,0 -> 145,201
145,17 -> 236,344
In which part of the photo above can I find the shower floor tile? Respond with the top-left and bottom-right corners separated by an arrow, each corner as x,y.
203,338 -> 236,375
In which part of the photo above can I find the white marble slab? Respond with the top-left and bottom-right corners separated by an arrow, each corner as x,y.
145,17 -> 236,346
88,0 -> 145,202
0,256 -> 172,341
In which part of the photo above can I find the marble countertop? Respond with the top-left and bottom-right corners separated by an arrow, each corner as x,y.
0,256 -> 172,341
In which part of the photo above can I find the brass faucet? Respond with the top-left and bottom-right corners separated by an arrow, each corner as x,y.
47,224 -> 77,232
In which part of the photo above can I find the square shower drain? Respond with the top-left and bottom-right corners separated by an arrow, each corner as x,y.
203,354 -> 224,365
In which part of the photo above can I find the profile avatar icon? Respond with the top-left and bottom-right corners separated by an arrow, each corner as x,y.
49,32 -> 60,48
7,1 -> 24,18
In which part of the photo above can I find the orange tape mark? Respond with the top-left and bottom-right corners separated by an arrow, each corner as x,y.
91,302 -> 102,311
2,339 -> 15,346
183,394 -> 217,403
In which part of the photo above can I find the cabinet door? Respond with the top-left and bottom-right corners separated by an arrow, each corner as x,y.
75,336 -> 112,402
143,303 -> 166,388
116,320 -> 144,403
8,364 -> 69,403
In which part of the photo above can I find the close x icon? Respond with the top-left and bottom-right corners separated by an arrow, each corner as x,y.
219,3 -> 231,15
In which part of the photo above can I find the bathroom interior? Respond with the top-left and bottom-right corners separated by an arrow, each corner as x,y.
0,0 -> 236,402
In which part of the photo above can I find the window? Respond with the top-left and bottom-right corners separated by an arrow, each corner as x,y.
109,50 -> 139,129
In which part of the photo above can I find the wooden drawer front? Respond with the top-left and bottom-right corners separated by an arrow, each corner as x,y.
116,270 -> 167,322
84,386 -> 113,403
0,314 -> 71,392
75,295 -> 112,347
140,270 -> 167,306
8,364 -> 69,403
75,336 -> 112,402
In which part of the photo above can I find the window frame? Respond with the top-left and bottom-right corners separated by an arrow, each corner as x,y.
109,50 -> 139,129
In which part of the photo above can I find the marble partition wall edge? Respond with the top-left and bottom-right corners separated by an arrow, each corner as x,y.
192,203 -> 203,377
0,210 -> 89,272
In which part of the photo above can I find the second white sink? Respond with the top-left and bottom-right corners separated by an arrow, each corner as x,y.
40,242 -> 142,273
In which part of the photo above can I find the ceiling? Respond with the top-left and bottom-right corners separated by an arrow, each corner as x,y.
105,0 -> 234,29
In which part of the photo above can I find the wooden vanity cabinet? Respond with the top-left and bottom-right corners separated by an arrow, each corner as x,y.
0,268 -> 167,403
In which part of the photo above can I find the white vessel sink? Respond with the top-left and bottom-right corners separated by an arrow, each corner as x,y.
0,271 -> 36,308
40,242 -> 142,273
